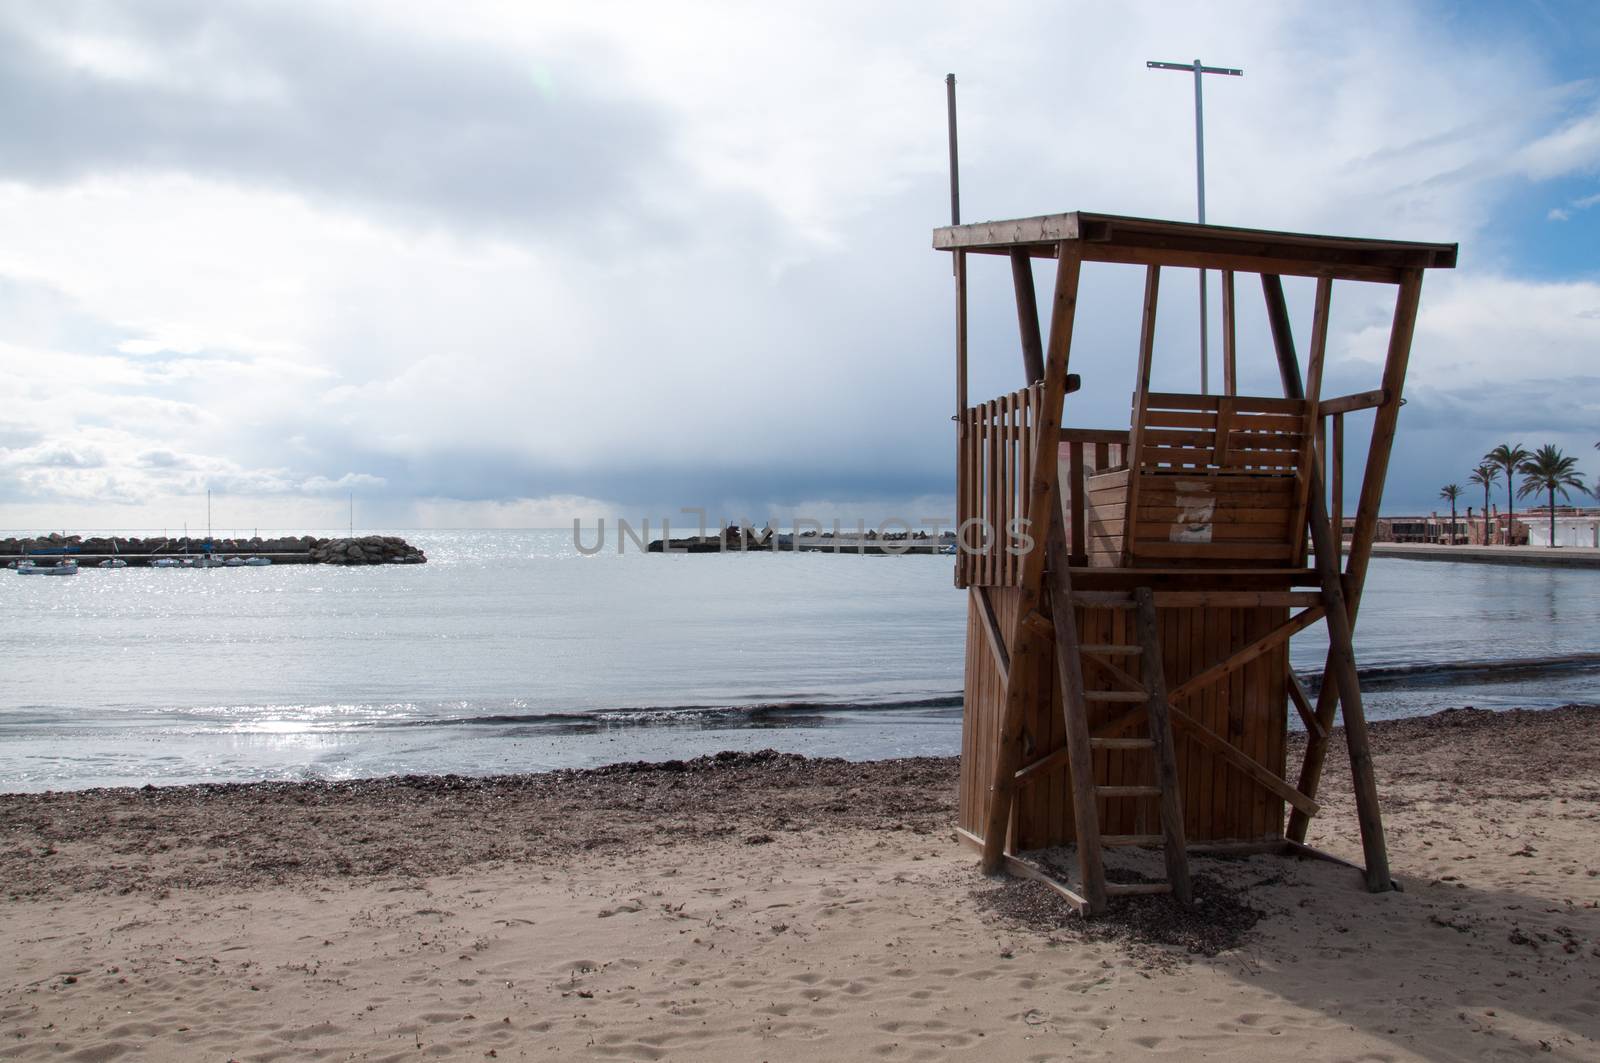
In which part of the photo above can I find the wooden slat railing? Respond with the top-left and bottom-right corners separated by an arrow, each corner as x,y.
956,383 -> 1042,587
1137,393 -> 1311,475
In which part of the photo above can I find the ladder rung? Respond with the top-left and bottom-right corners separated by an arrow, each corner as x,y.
1090,737 -> 1154,751
1101,834 -> 1164,847
1105,881 -> 1172,897
1080,644 -> 1141,656
1095,785 -> 1161,798
1083,690 -> 1146,703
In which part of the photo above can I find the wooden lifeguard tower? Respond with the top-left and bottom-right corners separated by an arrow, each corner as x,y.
937,212 -> 1455,914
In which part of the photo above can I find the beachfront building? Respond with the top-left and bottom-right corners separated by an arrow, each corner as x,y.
1522,508 -> 1600,548
1373,513 -> 1472,544
936,211 -> 1455,914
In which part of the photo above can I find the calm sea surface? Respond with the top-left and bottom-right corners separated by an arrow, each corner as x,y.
2,529 -> 1597,790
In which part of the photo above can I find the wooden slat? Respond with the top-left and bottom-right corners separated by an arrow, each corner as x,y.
1091,737 -> 1154,750
1004,394 -> 1012,583
1102,834 -> 1164,847
1141,428 -> 1308,453
1142,445 -> 1300,468
1331,412 -> 1345,563
1133,521 -> 1294,543
1286,276 -> 1331,567
1069,441 -> 1087,561
1022,384 -> 1036,581
1132,541 -> 1296,560
1222,269 -> 1237,396
973,587 -> 1011,683
1143,409 -> 1309,433
1286,669 -> 1325,739
1135,586 -> 1191,905
1131,476 -> 1296,497
1145,392 -> 1305,414
1212,396 -> 1234,466
1010,247 -> 1045,383
1043,507 -> 1108,911
1097,785 -> 1161,798
1135,504 -> 1291,524
1002,854 -> 1089,912
1084,690 -> 1147,703
1073,589 -> 1322,608
963,408 -> 978,586
1318,388 -> 1386,416
1167,704 -> 1319,817
1081,644 -> 1141,655
1121,265 -> 1161,565
1078,241 -> 1407,284
979,398 -> 992,585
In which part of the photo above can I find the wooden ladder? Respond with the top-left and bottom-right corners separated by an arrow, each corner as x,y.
1065,585 -> 1192,909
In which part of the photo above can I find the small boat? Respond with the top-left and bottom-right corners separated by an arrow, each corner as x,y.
98,558 -> 127,568
17,559 -> 77,576
242,556 -> 272,566
223,557 -> 246,567
151,557 -> 180,568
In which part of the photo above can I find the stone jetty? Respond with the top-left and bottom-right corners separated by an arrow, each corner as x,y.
647,524 -> 951,555
1,532 -> 426,566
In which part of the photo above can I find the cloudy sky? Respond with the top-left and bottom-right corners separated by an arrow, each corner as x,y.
0,0 -> 1596,532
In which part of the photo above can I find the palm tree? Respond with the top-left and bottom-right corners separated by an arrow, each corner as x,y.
1484,443 -> 1530,544
1467,464 -> 1499,544
1515,445 -> 1587,547
1438,484 -> 1462,544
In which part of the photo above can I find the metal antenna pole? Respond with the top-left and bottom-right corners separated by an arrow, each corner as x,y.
1147,58 -> 1242,394
945,73 -> 961,228
947,73 -> 967,420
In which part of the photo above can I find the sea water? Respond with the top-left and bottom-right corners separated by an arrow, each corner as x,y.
2,529 -> 1597,790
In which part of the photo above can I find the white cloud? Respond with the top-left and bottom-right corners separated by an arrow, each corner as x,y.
1514,106 -> 1600,180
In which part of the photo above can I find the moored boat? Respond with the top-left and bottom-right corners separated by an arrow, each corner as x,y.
16,559 -> 77,576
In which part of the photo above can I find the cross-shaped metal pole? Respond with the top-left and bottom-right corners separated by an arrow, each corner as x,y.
1147,59 -> 1242,394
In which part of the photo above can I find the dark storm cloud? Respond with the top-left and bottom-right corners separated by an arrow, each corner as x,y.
0,1 -> 680,237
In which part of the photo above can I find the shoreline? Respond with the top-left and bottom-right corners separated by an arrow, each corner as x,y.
2,703 -> 1595,892
2,703 -> 1597,1060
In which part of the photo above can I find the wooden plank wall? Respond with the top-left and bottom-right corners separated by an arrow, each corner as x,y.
960,597 -> 1290,845
958,586 -> 1024,837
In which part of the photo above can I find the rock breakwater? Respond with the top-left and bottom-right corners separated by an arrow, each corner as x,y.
1,532 -> 426,565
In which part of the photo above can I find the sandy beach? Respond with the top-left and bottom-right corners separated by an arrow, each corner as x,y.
3,706 -> 1598,1061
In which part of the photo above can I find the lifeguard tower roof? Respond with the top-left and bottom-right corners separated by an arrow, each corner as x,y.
935,211 -> 1456,280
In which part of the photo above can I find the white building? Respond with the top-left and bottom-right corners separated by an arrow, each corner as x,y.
1525,511 -> 1600,548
